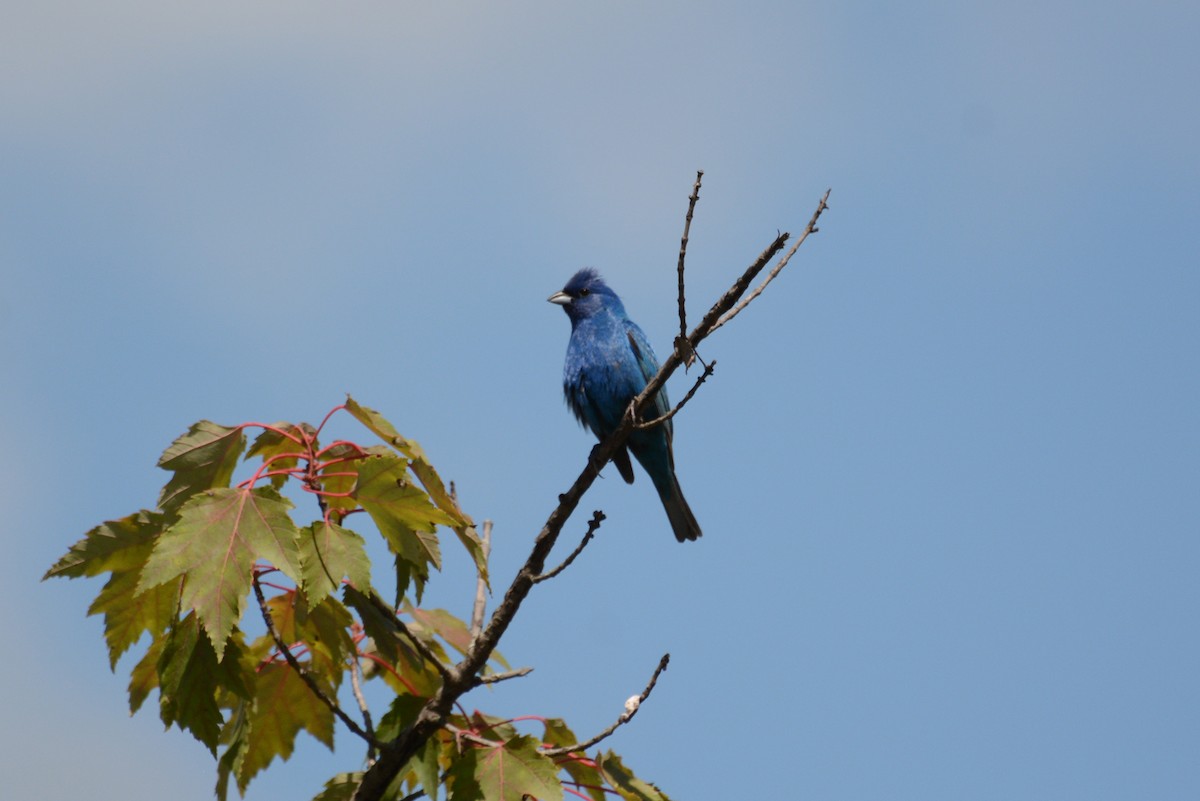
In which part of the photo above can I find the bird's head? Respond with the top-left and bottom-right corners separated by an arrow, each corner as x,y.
548,268 -> 625,323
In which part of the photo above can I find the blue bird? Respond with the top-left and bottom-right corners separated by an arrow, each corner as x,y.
549,269 -> 702,542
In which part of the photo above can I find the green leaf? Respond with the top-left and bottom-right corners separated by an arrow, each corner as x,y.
343,586 -> 400,666
157,421 -> 246,514
44,510 -> 165,579
344,396 -> 427,462
140,487 -> 300,659
157,613 -> 225,753
236,662 -> 335,788
343,587 -> 446,697
311,773 -> 364,801
408,736 -> 441,801
216,703 -> 249,801
128,633 -> 166,714
542,720 -> 605,801
345,396 -> 488,586
356,452 -> 458,539
299,521 -> 372,606
246,422 -> 313,489
472,735 -> 563,801
300,596 -> 356,681
376,693 -> 427,742
405,604 -> 474,658
88,568 -> 178,668
355,452 -> 455,601
597,751 -> 673,801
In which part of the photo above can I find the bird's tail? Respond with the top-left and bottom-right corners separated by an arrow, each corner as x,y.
656,473 -> 702,543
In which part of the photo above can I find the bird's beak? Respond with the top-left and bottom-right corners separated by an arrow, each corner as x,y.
547,291 -> 571,306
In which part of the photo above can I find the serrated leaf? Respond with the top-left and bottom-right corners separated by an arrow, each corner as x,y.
89,569 -> 178,668
356,453 -> 458,538
299,521 -> 372,605
128,633 -> 166,714
44,510 -> 165,579
355,453 -> 454,601
158,613 -> 225,752
345,397 -> 487,587
404,604 -> 474,658
376,693 -> 427,742
408,736 -> 441,801
343,587 -> 445,697
216,703 -> 250,801
344,396 -> 427,461
158,421 -> 246,514
236,662 -> 335,788
471,735 -> 563,801
246,422 -> 313,489
597,751 -> 673,801
140,487 -> 300,659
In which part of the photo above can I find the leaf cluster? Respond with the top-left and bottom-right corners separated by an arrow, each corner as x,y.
46,397 -> 670,801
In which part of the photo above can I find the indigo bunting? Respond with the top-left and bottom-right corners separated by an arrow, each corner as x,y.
549,269 -> 702,542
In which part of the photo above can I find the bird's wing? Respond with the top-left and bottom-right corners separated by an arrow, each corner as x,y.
625,323 -> 672,429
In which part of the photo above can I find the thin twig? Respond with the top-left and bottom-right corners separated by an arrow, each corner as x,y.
676,170 -> 704,366
350,654 -> 377,764
712,188 -> 831,333
532,511 -> 606,584
470,520 -> 493,643
252,573 -> 379,746
541,654 -> 671,757
634,358 -> 716,430
473,666 -> 534,686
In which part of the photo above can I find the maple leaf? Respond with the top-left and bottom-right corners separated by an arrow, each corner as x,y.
299,520 -> 372,606
44,510 -> 165,579
345,396 -> 490,586
157,421 -> 246,514
462,735 -> 563,801
88,568 -> 178,668
597,752 -> 673,801
139,487 -> 300,659
157,613 -> 225,752
235,663 -> 335,787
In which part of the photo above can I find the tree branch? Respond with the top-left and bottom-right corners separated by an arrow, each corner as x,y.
472,666 -> 534,686
532,510 -> 605,584
711,188 -> 830,333
541,653 -> 670,757
350,187 -> 830,801
470,520 -> 493,643
676,170 -> 704,366
252,573 -> 379,747
634,357 -> 715,430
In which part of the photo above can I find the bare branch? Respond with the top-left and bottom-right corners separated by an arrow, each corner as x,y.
470,520 -> 493,643
634,358 -> 715,430
541,653 -> 671,757
252,573 -> 379,747
676,170 -> 704,365
473,666 -> 534,686
350,187 -> 830,801
349,654 -> 377,764
532,510 -> 606,584
712,188 -> 831,333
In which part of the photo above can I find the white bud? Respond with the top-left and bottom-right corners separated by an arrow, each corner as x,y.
623,695 -> 640,716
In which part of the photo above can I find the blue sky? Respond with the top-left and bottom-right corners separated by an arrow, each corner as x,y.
4,2 -> 1198,799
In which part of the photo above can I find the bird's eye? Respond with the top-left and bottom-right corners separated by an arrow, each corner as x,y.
580,288 -> 590,296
